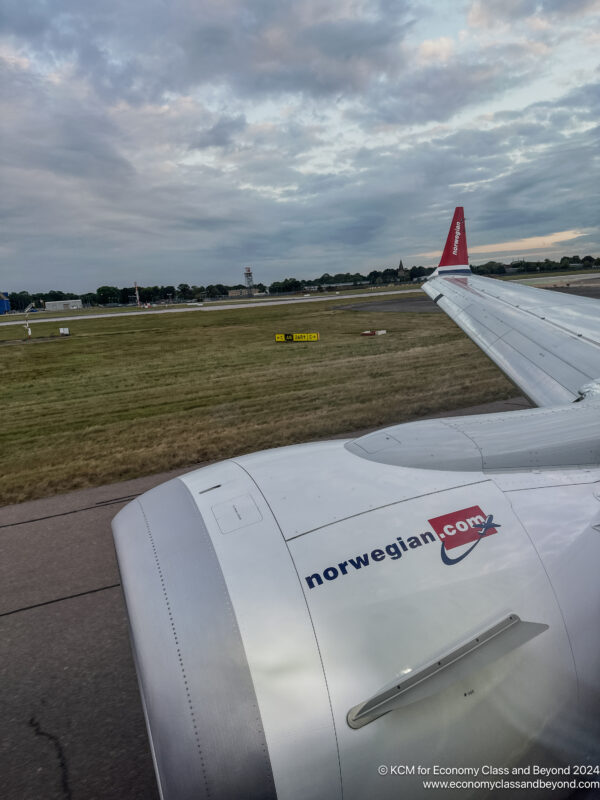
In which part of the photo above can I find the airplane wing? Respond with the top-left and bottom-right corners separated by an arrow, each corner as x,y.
423,208 -> 600,407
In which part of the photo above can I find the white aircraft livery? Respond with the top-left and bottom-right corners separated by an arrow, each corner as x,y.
113,208 -> 600,799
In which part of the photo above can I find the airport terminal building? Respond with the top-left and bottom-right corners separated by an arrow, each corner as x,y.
45,299 -> 83,311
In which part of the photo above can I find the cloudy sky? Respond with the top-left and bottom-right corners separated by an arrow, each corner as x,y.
2,0 -> 599,292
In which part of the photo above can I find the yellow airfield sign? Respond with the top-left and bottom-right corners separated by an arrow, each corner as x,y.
275,332 -> 320,342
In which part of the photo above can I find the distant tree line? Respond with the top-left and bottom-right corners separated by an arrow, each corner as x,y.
268,267 -> 410,293
7,289 -> 82,311
472,255 -> 600,275
7,254 -> 600,309
7,283 -> 264,309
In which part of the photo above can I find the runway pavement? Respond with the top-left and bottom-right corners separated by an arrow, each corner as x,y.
1,397 -> 534,800
0,470 -> 183,800
0,288 -> 421,328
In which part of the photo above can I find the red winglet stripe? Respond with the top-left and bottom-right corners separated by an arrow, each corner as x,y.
439,206 -> 468,267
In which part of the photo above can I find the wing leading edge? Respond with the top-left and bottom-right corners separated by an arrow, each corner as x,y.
423,211 -> 600,407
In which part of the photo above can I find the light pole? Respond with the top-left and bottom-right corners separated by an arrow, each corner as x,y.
23,302 -> 34,339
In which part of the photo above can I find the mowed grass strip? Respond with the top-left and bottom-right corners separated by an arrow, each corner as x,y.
0,297 -> 515,504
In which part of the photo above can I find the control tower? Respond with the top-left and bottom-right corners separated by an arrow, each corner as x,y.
244,267 -> 254,296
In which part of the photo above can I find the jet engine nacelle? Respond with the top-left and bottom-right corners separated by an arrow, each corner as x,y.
113,427 -> 600,799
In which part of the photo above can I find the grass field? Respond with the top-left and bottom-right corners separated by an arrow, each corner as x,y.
0,295 -> 516,505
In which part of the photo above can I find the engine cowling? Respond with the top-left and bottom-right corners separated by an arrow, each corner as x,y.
113,435 -> 596,799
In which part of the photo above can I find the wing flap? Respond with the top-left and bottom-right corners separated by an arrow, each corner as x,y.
425,274 -> 600,407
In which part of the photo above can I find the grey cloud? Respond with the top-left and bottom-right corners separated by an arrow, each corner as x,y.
468,0 -> 600,25
543,0 -> 600,13
555,79 -> 600,112
357,64 -> 521,125
172,215 -> 242,231
351,36 -> 548,127
2,2 -> 599,291
491,76 -> 599,126
458,124 -> 599,240
303,18 -> 397,58
2,0 -> 414,103
190,115 -> 247,149
431,122 -> 558,160
468,0 -> 538,25
0,65 -> 134,189
210,84 -> 600,269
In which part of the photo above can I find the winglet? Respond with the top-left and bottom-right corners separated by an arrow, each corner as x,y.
430,207 -> 471,277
